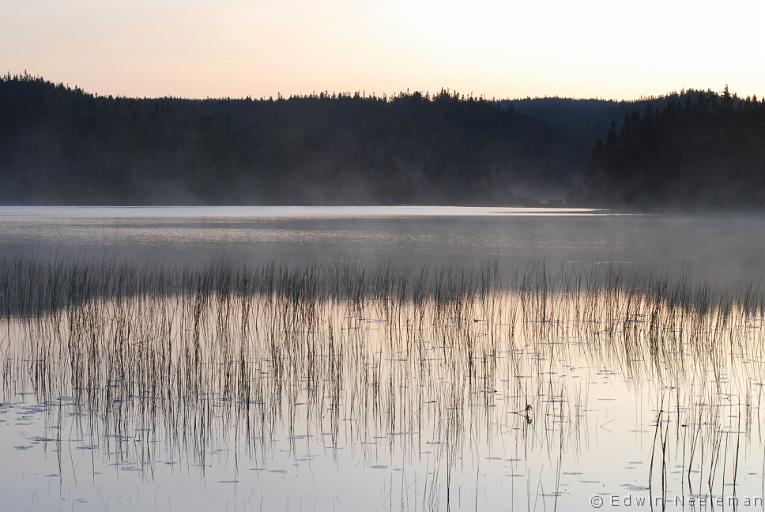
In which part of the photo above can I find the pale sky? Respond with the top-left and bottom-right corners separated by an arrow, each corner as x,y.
2,0 -> 764,100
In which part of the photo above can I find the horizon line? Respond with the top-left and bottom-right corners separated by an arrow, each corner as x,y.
2,71 -> 744,104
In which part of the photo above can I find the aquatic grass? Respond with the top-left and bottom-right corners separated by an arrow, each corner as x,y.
0,258 -> 764,509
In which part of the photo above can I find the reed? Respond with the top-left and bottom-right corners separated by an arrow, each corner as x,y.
1,257 -> 763,509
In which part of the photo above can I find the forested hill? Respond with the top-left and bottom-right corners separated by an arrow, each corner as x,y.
1,75 -> 763,207
505,96 -> 675,150
586,88 -> 765,208
0,75 -> 583,205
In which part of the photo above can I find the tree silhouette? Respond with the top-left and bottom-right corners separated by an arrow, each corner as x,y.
586,89 -> 765,208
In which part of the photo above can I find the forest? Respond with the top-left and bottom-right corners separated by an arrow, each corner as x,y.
586,87 -> 765,208
1,74 -> 763,207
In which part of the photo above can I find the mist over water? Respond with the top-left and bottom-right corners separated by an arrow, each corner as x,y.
1,206 -> 763,285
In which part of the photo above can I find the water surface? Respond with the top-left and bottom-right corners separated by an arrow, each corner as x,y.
1,206 -> 763,284
1,206 -> 764,511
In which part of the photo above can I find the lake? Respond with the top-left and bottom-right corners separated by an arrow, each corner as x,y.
1,206 -> 764,511
1,206 -> 764,281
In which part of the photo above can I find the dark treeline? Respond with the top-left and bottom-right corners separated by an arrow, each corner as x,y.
505,95 -> 675,150
587,88 -> 765,208
0,74 -> 581,205
1,74 -> 764,207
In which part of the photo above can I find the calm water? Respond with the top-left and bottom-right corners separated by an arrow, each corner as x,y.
1,206 -> 765,511
1,206 -> 764,283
